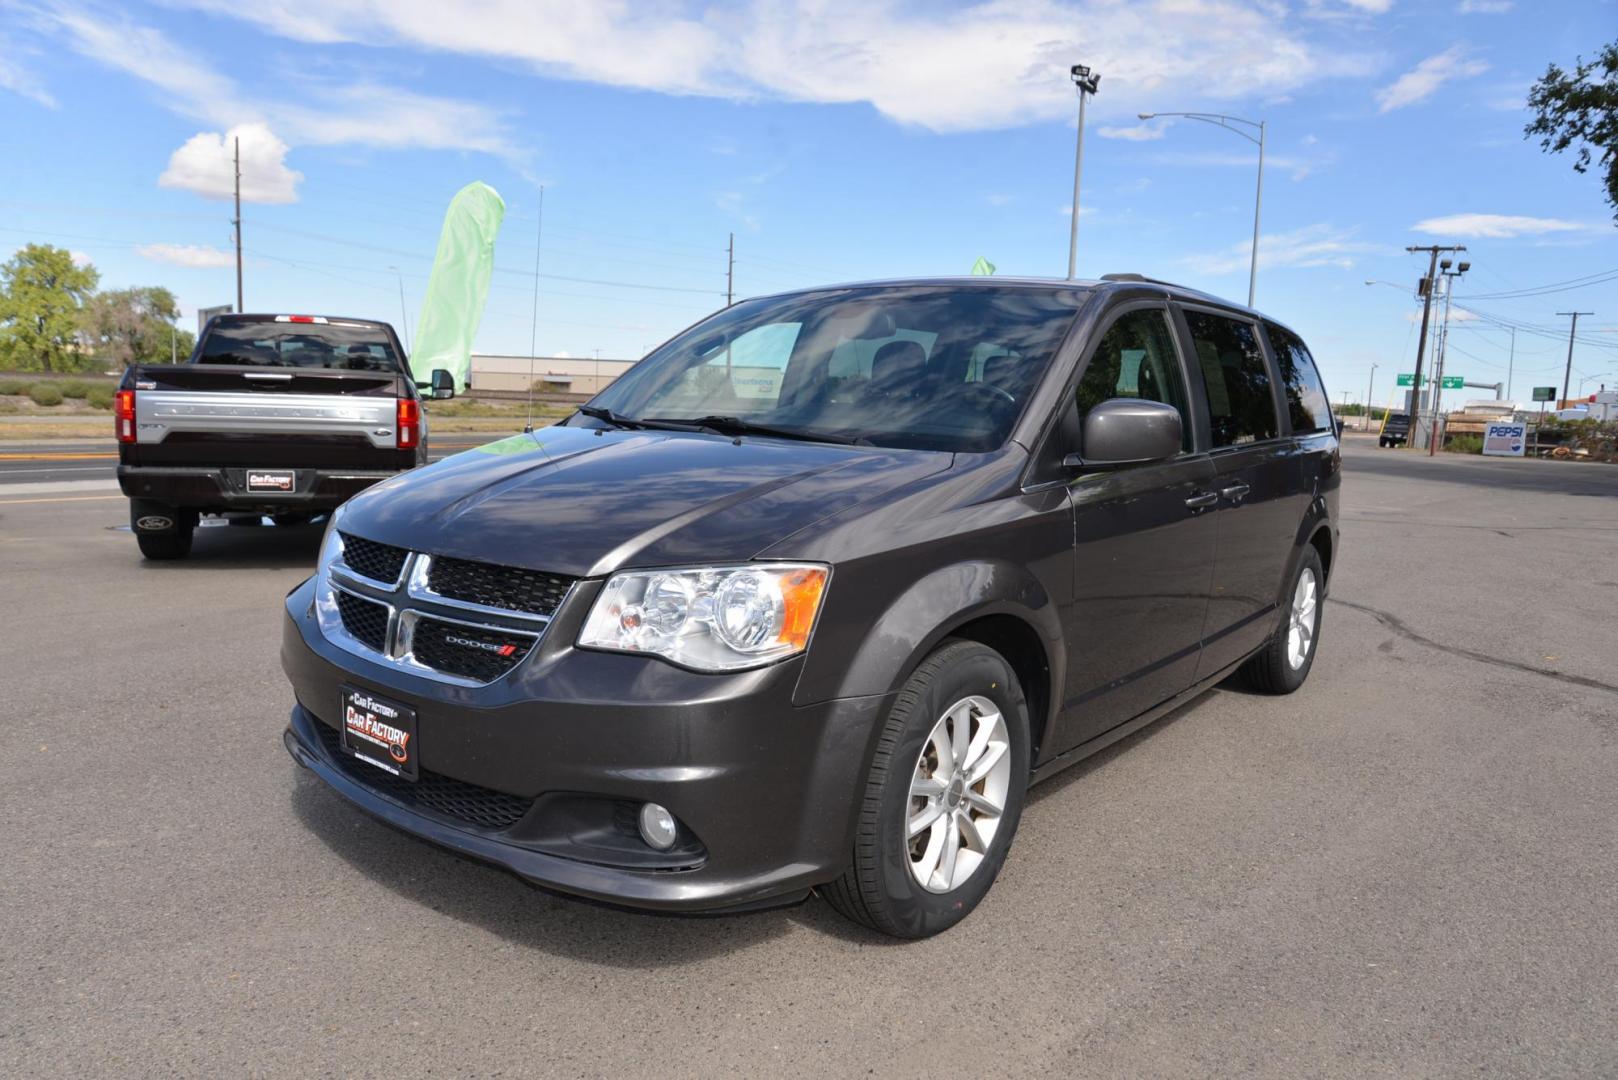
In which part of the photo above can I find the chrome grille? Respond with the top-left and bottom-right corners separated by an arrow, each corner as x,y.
318,540 -> 568,687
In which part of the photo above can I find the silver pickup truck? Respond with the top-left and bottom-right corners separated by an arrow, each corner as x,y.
116,313 -> 454,560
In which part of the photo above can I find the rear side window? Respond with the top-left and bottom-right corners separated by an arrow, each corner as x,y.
1183,310 -> 1278,447
1266,322 -> 1333,433
1076,308 -> 1192,451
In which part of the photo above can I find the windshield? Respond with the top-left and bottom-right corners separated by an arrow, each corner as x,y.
197,322 -> 403,372
585,285 -> 1085,452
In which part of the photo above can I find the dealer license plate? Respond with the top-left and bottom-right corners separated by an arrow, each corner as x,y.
339,685 -> 418,781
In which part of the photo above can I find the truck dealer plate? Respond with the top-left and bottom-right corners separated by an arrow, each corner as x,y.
246,470 -> 296,492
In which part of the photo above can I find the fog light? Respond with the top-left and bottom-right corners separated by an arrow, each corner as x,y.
638,802 -> 678,850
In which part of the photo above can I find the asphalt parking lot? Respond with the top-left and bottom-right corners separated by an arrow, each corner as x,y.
3,435 -> 1615,1078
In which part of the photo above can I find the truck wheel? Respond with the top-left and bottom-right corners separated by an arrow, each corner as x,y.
1238,546 -> 1325,694
819,639 -> 1031,939
130,499 -> 194,561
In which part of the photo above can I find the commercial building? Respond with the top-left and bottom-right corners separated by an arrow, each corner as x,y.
470,354 -> 637,396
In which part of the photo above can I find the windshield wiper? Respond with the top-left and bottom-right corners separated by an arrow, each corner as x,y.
648,415 -> 862,446
576,406 -> 723,435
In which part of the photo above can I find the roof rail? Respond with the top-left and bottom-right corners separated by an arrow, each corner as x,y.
1100,272 -> 1178,286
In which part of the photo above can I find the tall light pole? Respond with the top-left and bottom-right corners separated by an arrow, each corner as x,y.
1429,259 -> 1469,457
1066,64 -> 1100,281
1578,371 -> 1613,395
387,266 -> 411,354
1138,110 -> 1265,306
1402,245 -> 1466,449
1365,362 -> 1378,431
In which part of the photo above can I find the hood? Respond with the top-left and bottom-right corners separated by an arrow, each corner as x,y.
341,425 -> 952,577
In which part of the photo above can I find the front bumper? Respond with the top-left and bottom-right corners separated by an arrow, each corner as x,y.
119,465 -> 399,512
280,577 -> 890,912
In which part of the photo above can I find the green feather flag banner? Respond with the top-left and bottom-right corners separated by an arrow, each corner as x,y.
970,256 -> 996,276
411,181 -> 506,390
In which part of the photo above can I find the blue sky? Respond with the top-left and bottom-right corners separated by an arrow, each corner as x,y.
3,0 -> 1616,405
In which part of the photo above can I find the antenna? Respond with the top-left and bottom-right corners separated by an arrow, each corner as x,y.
524,185 -> 544,434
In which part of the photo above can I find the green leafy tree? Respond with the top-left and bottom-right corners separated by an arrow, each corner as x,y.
1526,40 -> 1618,220
0,244 -> 99,372
79,286 -> 193,367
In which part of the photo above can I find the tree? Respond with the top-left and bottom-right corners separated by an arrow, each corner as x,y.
0,244 -> 99,372
80,286 -> 193,367
1525,40 -> 1618,221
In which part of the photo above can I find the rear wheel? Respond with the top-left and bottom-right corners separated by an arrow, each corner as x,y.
820,639 -> 1030,939
130,499 -> 194,561
1238,546 -> 1325,694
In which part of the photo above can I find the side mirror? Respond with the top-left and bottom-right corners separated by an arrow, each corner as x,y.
430,369 -> 455,400
1334,417 -> 1344,438
1063,398 -> 1182,468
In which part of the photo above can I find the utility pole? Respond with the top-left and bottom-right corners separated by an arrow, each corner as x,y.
232,135 -> 243,313
1557,311 -> 1592,404
1403,244 -> 1465,449
1066,64 -> 1100,280
1364,362 -> 1377,431
726,232 -> 734,306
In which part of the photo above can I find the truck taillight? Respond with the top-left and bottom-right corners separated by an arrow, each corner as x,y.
397,397 -> 420,449
115,389 -> 136,443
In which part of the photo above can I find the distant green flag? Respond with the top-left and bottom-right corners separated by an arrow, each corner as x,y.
971,256 -> 996,276
412,181 -> 506,390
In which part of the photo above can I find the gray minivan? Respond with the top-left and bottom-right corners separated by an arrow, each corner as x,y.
282,275 -> 1340,938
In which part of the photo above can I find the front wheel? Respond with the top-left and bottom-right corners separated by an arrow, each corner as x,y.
819,639 -> 1031,939
1238,546 -> 1325,694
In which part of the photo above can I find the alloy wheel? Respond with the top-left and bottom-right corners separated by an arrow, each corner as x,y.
907,695 -> 1011,893
1286,567 -> 1319,670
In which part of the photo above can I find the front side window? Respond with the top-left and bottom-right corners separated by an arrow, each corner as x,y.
1075,308 -> 1192,452
589,285 -> 1085,453
1265,322 -> 1333,433
1183,310 -> 1278,447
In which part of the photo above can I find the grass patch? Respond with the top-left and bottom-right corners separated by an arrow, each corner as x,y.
28,384 -> 64,407
86,387 -> 115,410
0,379 -> 33,396
1445,435 -> 1482,455
59,380 -> 94,399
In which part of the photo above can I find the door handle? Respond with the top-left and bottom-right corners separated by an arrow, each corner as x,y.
1221,482 -> 1251,502
1184,490 -> 1219,510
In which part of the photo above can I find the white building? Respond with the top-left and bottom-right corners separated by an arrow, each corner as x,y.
470,354 -> 637,395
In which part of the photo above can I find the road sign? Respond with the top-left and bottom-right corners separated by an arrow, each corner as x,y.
1396,373 -> 1423,387
1532,386 -> 1557,402
196,303 -> 232,337
1482,422 -> 1527,457
1440,375 -> 1464,389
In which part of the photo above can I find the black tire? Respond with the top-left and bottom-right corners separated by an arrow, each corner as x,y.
819,639 -> 1031,939
1238,545 -> 1325,694
1378,438 -> 1388,448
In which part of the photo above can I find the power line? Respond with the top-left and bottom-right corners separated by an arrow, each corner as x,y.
1457,266 -> 1618,300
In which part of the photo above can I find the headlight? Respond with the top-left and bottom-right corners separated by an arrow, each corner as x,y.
578,563 -> 829,672
316,503 -> 346,577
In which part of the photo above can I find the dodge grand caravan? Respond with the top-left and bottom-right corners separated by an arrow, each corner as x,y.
281,276 -> 1340,938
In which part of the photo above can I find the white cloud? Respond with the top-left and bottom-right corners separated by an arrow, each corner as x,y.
1097,123 -> 1166,142
1184,223 -> 1384,274
1457,0 -> 1512,12
160,0 -> 1366,134
0,38 -> 56,107
69,250 -> 92,268
1405,307 -> 1477,323
1411,213 -> 1590,238
135,243 -> 238,269
39,6 -> 514,158
159,122 -> 304,204
1377,46 -> 1488,112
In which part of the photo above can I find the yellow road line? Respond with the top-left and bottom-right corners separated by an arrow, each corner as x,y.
0,452 -> 117,460
0,494 -> 124,506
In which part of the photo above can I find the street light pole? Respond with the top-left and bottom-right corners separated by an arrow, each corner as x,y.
1066,65 -> 1100,281
1402,245 -> 1465,449
1137,110 -> 1265,306
388,266 -> 411,354
1365,362 -> 1378,431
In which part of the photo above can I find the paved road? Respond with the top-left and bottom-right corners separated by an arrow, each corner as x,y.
0,436 -> 506,487
2,441 -> 1615,1077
